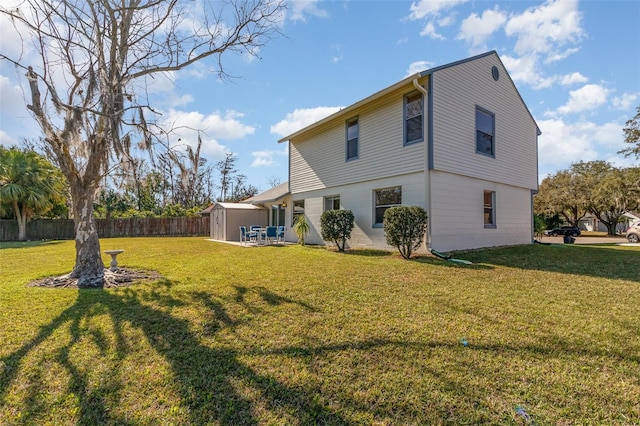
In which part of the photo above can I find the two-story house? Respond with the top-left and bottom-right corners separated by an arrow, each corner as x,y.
242,50 -> 540,253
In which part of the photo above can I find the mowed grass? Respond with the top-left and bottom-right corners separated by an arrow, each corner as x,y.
0,237 -> 638,425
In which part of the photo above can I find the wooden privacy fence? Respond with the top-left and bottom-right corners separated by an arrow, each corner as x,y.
0,217 -> 210,241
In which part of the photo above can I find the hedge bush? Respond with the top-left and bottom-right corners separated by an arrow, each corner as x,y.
320,209 -> 354,252
383,206 -> 428,259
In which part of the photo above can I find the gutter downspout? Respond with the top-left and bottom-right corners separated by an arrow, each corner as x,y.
413,78 -> 431,251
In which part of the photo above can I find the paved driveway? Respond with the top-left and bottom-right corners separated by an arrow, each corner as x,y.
538,236 -> 633,245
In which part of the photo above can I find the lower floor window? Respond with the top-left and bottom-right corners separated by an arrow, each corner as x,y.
484,190 -> 496,227
324,195 -> 340,211
271,205 -> 285,226
292,200 -> 305,226
374,186 -> 402,225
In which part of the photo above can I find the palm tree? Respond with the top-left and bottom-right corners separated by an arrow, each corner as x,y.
292,214 -> 310,245
0,147 -> 66,240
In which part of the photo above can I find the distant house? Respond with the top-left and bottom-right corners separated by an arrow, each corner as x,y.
579,211 -> 640,234
240,51 -> 540,252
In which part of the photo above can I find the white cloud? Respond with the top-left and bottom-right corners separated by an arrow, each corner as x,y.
0,5 -> 33,60
407,0 -> 468,40
406,61 -> 433,77
457,8 -> 507,48
0,129 -> 18,147
557,84 -> 610,114
612,93 -> 639,111
408,0 -> 468,20
494,0 -> 585,91
270,106 -> 343,137
560,72 -> 588,86
437,15 -> 456,27
420,21 -> 445,39
160,109 -> 255,158
537,118 -> 623,174
504,0 -> 584,61
250,148 -> 287,167
500,54 -> 556,89
289,0 -> 328,22
544,47 -> 581,64
0,74 -> 25,115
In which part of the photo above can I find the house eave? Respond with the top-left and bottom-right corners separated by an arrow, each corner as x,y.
277,73 -> 423,143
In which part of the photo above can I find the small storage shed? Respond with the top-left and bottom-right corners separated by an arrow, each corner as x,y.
210,203 -> 267,241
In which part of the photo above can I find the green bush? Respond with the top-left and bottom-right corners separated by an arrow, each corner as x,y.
292,214 -> 310,245
320,209 -> 354,252
383,206 -> 428,259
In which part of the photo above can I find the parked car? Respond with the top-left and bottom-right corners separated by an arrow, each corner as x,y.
549,226 -> 581,237
626,223 -> 640,243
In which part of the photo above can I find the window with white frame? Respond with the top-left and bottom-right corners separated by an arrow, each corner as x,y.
324,195 -> 340,211
292,200 -> 305,227
484,190 -> 496,227
271,205 -> 285,227
476,107 -> 495,156
374,186 -> 401,226
404,92 -> 423,145
346,117 -> 359,161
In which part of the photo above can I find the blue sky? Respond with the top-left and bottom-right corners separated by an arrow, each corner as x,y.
1,0 -> 639,193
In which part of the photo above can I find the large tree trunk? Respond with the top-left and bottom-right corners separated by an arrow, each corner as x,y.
12,201 -> 28,241
69,182 -> 104,287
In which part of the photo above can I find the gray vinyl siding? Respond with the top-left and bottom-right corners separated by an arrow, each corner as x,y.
289,84 -> 427,194
290,172 -> 426,249
431,54 -> 538,190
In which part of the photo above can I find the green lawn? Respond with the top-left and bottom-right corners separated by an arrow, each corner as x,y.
1,237 -> 638,425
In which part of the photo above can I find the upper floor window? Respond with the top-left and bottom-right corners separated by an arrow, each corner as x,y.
374,186 -> 402,226
404,92 -> 423,145
346,117 -> 359,161
476,107 -> 495,156
484,190 -> 496,228
292,200 -> 305,227
324,195 -> 340,211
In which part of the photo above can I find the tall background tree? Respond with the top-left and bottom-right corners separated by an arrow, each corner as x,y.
534,169 -> 589,226
215,152 -> 258,202
619,105 -> 640,160
0,146 -> 67,240
535,161 -> 640,235
0,0 -> 285,286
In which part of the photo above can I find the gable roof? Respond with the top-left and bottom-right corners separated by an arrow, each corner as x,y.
242,182 -> 290,204
278,50 -> 540,143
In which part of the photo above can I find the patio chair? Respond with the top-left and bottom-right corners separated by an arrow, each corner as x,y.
277,226 -> 285,242
240,226 -> 257,245
265,226 -> 278,244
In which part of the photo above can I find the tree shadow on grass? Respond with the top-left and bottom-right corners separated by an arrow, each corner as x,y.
2,282 -> 638,424
0,240 -> 64,250
0,283 -> 346,425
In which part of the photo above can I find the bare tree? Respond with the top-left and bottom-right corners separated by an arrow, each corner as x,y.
267,176 -> 282,188
0,0 -> 285,286
215,151 -> 238,201
167,134 -> 214,208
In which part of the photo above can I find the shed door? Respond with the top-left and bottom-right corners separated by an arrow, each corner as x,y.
212,208 -> 225,240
